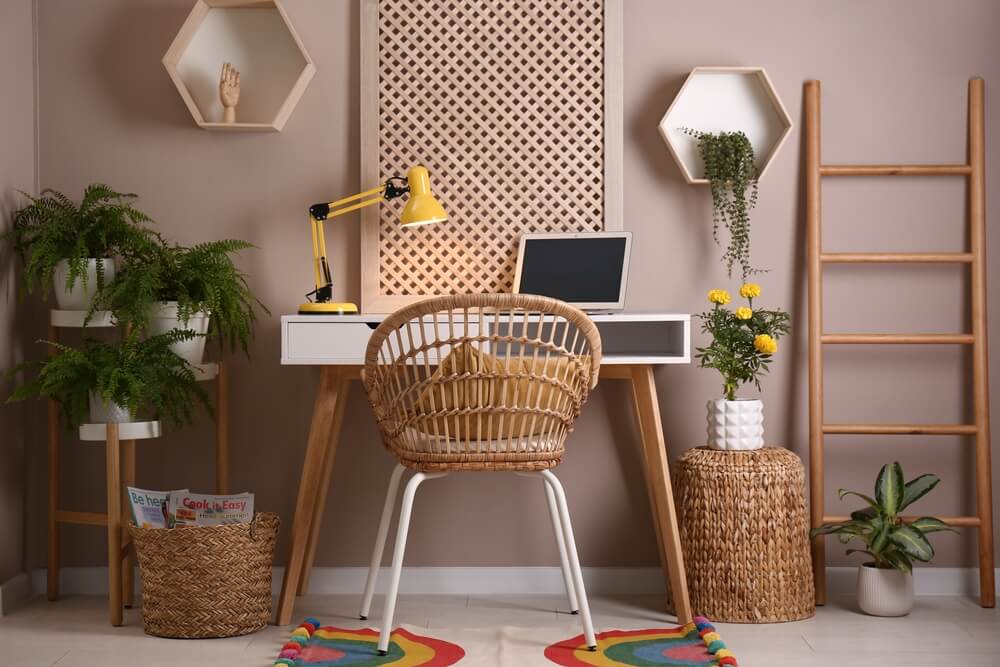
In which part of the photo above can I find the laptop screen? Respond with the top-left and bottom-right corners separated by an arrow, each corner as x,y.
514,233 -> 631,309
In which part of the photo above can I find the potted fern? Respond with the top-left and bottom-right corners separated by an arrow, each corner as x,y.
91,240 -> 266,362
6,330 -> 211,428
697,283 -> 789,450
682,129 -> 759,279
811,462 -> 954,616
5,184 -> 157,309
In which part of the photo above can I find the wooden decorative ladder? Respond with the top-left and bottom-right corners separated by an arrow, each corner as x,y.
805,78 -> 995,608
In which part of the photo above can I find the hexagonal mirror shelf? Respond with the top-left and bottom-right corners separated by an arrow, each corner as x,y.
658,67 -> 793,183
163,0 -> 315,132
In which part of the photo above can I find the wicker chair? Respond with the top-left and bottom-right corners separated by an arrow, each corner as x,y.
360,293 -> 602,654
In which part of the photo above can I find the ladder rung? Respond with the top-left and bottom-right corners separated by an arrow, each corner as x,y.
821,252 -> 974,264
822,333 -> 974,344
823,423 -> 978,435
54,510 -> 107,526
820,164 -> 972,176
823,515 -> 980,528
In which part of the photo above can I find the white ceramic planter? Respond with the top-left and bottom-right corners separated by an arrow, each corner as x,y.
857,563 -> 914,616
148,301 -> 210,364
88,392 -> 134,424
706,398 -> 764,451
53,258 -> 116,310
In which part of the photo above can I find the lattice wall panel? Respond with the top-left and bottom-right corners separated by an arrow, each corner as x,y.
376,0 -> 606,296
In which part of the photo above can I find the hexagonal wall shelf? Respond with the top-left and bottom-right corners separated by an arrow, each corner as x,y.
658,67 -> 792,183
163,0 -> 315,132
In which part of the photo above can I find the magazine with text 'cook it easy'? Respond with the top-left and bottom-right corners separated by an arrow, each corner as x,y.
167,491 -> 254,527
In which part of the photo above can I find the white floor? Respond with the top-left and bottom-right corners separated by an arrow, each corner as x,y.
0,593 -> 997,666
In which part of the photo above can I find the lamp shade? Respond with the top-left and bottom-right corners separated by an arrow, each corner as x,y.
400,166 -> 448,227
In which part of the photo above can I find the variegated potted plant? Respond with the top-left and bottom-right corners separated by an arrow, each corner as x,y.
811,462 -> 954,616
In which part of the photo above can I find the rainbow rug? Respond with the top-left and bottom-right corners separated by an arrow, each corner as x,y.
274,619 -> 465,666
544,617 -> 737,667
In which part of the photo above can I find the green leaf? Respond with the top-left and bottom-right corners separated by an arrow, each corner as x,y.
882,550 -> 913,574
871,520 -> 890,555
899,474 -> 940,512
851,507 -> 878,521
875,462 -> 905,516
838,490 -> 879,510
810,523 -> 848,537
909,517 -> 957,534
889,525 -> 934,562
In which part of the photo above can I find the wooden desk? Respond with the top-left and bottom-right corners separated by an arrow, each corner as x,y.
275,312 -> 693,626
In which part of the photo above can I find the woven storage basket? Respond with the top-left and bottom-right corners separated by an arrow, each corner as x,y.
129,513 -> 279,638
674,447 -> 814,623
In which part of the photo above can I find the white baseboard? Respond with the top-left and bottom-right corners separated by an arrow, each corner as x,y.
23,565 -> 1000,600
0,572 -> 32,615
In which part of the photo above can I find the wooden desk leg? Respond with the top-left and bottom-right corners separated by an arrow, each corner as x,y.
47,397 -> 60,601
629,380 -> 670,602
630,365 -> 692,625
215,360 -> 230,495
276,367 -> 346,625
105,424 -> 123,626
121,439 -> 136,609
298,375 -> 351,595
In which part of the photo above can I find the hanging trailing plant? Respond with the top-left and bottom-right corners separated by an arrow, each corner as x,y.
682,129 -> 759,279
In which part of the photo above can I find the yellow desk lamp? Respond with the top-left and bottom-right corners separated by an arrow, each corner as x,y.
300,165 -> 447,314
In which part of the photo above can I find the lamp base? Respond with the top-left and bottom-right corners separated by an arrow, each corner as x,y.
298,302 -> 359,315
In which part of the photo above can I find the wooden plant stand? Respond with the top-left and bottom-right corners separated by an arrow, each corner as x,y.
46,309 -> 230,625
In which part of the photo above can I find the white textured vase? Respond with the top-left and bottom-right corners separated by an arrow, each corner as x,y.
706,398 -> 764,451
53,258 -> 116,310
88,392 -> 134,424
148,301 -> 210,364
857,564 -> 914,616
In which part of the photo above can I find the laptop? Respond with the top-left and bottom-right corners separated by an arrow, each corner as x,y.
512,232 -> 632,312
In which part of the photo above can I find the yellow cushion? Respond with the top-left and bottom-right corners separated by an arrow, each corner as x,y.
414,343 -> 586,440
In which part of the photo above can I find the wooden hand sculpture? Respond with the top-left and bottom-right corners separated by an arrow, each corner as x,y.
219,62 -> 240,124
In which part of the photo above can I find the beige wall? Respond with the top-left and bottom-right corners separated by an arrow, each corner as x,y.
16,0 -> 1000,573
0,0 -> 35,583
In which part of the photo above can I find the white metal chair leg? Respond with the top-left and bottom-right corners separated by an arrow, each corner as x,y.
518,471 -> 579,613
360,463 -> 407,620
541,469 -> 597,650
377,471 -> 447,655
543,476 -> 580,613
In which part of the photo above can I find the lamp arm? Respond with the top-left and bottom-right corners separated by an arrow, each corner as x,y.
305,177 -> 409,303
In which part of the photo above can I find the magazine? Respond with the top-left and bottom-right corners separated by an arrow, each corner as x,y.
127,487 -> 187,529
167,491 -> 254,527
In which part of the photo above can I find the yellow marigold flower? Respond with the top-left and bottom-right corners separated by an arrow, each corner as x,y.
740,283 -> 761,299
707,289 -> 731,305
754,334 -> 778,355
735,306 -> 753,320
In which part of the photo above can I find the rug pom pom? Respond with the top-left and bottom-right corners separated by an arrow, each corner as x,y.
707,639 -> 725,653
273,660 -> 296,667
278,649 -> 299,659
703,631 -> 721,643
716,649 -> 733,658
291,627 -> 311,639
304,616 -> 321,627
719,657 -> 738,666
282,642 -> 301,651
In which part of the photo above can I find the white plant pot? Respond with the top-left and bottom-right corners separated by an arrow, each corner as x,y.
148,301 -> 210,364
53,258 -> 116,310
857,563 -> 914,616
706,398 -> 764,451
88,392 -> 134,424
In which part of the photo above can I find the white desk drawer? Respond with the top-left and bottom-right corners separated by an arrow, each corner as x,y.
284,320 -> 376,364
282,318 -> 482,365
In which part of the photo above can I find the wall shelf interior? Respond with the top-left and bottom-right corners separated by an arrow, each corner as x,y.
658,67 -> 793,183
163,0 -> 315,132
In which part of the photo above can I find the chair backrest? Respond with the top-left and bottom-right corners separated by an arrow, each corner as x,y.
362,293 -> 602,471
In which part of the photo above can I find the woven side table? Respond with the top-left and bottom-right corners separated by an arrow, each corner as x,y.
674,447 -> 814,623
